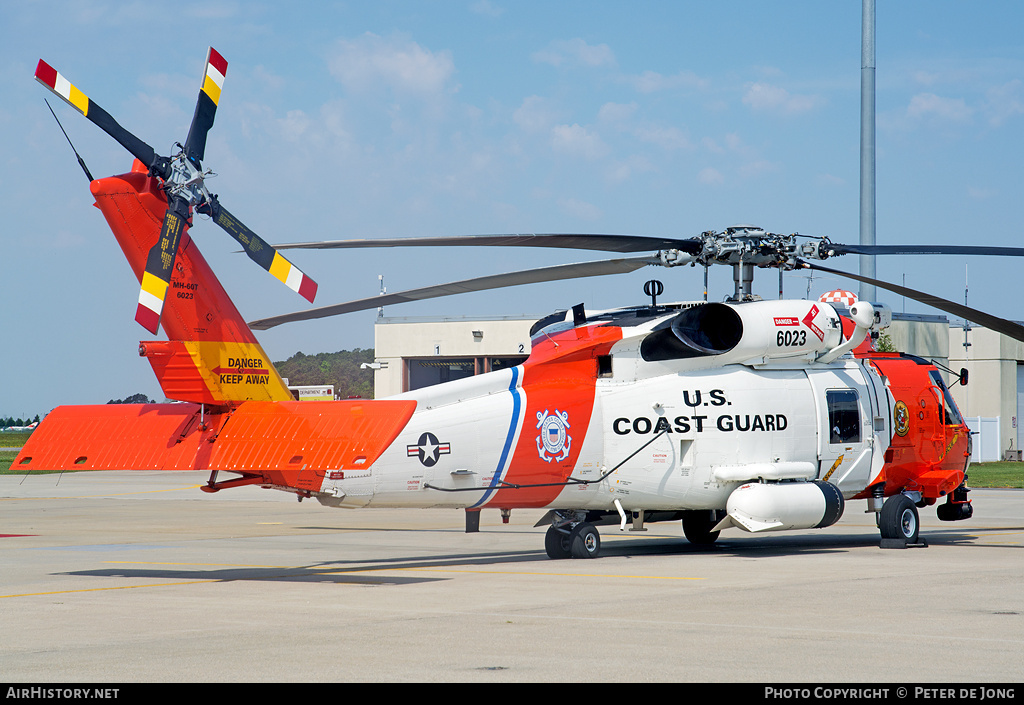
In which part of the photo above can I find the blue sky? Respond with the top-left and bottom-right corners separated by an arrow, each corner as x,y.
3,1 -> 1024,417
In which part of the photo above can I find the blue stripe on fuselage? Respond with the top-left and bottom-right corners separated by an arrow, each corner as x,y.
470,365 -> 522,508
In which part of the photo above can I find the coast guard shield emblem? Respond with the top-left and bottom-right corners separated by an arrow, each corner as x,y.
894,400 -> 910,437
536,409 -> 571,463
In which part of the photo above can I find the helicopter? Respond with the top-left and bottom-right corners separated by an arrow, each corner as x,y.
20,48 -> 1024,559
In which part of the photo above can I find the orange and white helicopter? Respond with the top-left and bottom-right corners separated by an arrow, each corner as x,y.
21,48 -> 1024,559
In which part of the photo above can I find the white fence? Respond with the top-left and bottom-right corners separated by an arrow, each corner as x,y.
966,416 -> 1001,464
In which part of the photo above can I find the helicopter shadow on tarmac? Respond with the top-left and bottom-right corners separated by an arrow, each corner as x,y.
58,524 -> 1019,589
59,548 -> 551,587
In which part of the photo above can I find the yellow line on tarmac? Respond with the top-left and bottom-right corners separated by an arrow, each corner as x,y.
0,580 -> 218,599
102,560 -> 283,568
0,485 -> 204,501
375,567 -> 704,580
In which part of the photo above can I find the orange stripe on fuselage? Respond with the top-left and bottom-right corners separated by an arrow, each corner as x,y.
488,324 -> 622,508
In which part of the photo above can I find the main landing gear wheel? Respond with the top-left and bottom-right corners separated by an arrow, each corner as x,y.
569,522 -> 601,559
682,509 -> 723,545
545,525 -> 572,560
879,494 -> 920,543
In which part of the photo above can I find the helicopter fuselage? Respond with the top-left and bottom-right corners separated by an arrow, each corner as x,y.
312,299 -> 971,547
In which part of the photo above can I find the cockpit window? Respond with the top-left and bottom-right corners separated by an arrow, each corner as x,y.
929,370 -> 965,426
827,389 -> 861,444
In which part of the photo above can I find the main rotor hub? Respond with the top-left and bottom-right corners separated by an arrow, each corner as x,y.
686,227 -> 834,271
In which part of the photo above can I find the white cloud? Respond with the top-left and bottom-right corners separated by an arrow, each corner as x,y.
469,0 -> 504,18
513,95 -> 562,133
632,124 -> 691,151
724,133 -> 753,156
597,102 -> 690,151
625,69 -> 707,93
605,155 -> 654,184
597,101 -> 638,126
912,70 -> 943,86
550,123 -> 609,160
742,82 -> 822,115
557,197 -> 603,221
701,136 -> 724,154
906,92 -> 973,123
817,173 -> 846,187
328,33 -> 456,97
698,167 -> 724,185
278,109 -> 312,142
532,38 -> 616,68
985,80 -> 1024,126
738,160 -> 777,179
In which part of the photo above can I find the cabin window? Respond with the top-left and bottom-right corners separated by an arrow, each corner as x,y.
827,389 -> 861,444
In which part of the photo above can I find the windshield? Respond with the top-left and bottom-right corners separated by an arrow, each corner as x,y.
929,370 -> 965,426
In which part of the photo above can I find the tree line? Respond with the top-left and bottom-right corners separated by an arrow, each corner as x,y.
273,348 -> 375,399
2,415 -> 41,428
7,349 -> 376,428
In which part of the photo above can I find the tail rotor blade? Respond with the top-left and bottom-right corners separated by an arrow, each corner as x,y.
184,48 -> 228,168
34,59 -> 164,177
203,200 -> 318,303
135,197 -> 190,334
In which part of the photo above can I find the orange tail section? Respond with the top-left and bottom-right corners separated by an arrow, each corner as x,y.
15,163 -> 418,484
92,161 -> 292,405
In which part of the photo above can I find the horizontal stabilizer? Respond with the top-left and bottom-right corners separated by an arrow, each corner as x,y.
13,403 -> 215,472
14,400 -> 417,494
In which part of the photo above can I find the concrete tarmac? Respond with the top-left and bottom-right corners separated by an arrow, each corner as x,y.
2,471 -> 1022,683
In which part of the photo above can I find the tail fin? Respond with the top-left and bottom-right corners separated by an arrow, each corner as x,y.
93,162 -> 293,404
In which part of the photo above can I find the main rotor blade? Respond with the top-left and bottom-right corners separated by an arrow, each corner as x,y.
803,261 -> 1024,344
183,48 -> 228,168
272,233 -> 705,255
34,59 -> 163,177
829,243 -> 1024,258
202,199 -> 317,303
248,255 -> 658,330
136,196 -> 191,334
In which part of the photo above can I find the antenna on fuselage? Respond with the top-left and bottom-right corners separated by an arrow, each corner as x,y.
644,279 -> 664,307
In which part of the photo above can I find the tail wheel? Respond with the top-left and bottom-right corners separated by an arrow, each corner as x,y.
880,494 -> 920,543
544,526 -> 572,560
569,523 -> 601,559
